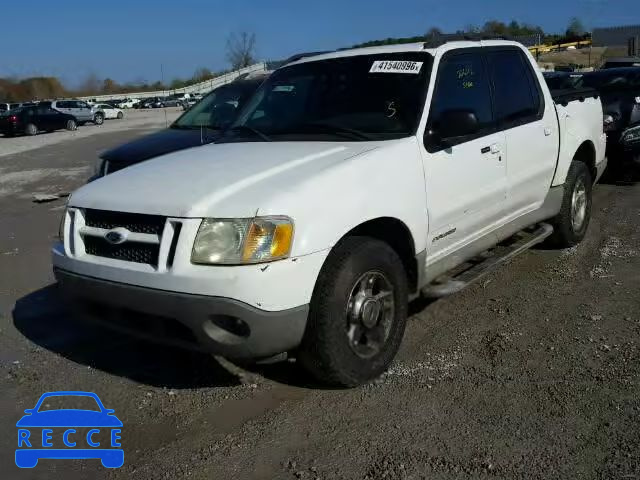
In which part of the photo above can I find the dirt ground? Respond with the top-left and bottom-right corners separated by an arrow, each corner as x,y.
0,128 -> 639,480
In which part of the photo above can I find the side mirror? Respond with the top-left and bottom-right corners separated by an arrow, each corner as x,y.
426,109 -> 480,147
24,409 -> 34,414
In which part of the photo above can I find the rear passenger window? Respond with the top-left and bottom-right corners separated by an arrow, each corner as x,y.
429,52 -> 494,131
487,50 -> 542,126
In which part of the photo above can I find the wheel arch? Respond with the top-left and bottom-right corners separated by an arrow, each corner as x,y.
336,217 -> 420,294
573,140 -> 597,183
553,138 -> 598,186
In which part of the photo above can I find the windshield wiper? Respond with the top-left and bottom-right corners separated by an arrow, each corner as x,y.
292,122 -> 374,141
228,125 -> 272,141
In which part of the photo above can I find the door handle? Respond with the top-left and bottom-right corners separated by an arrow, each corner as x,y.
490,143 -> 501,154
481,146 -> 491,154
544,127 -> 552,136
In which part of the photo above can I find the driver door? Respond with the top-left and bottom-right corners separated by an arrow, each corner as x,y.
419,50 -> 507,262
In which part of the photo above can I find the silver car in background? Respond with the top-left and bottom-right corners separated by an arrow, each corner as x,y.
40,99 -> 104,125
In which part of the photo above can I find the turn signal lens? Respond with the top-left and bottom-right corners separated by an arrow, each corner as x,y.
242,217 -> 293,262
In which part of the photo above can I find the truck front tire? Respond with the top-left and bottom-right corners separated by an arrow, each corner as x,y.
298,236 -> 408,387
548,160 -> 593,248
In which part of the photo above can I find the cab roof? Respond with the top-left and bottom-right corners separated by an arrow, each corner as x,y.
285,40 -> 525,67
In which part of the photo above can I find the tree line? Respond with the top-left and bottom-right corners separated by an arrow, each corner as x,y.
0,31 -> 259,102
352,17 -> 589,49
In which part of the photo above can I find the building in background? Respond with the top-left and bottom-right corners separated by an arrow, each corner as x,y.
593,25 -> 640,54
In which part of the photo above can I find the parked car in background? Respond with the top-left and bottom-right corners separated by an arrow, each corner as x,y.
163,94 -> 183,107
181,97 -> 198,110
139,97 -> 165,109
91,76 -> 267,178
191,92 -> 203,101
94,103 -> 124,120
40,100 -> 104,125
621,123 -> 640,164
602,57 -> 640,69
117,98 -> 140,109
1,102 -> 33,112
0,105 -> 77,136
581,67 -> 640,164
63,41 -> 606,386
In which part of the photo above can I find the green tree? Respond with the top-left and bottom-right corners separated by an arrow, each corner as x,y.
567,17 -> 585,37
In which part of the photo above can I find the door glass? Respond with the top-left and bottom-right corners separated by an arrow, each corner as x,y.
429,52 -> 493,131
487,50 -> 540,125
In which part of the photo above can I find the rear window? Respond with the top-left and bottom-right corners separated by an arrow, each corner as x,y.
487,49 -> 542,125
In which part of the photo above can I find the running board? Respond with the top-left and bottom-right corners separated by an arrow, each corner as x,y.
421,223 -> 554,298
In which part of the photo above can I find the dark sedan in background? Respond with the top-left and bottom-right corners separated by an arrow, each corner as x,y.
545,68 -> 640,166
581,68 -> 640,164
0,105 -> 77,136
92,76 -> 267,179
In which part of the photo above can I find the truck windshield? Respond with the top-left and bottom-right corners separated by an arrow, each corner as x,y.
226,52 -> 433,142
172,82 -> 258,131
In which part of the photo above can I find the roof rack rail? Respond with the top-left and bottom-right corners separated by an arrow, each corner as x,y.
283,51 -> 333,64
423,34 -> 515,49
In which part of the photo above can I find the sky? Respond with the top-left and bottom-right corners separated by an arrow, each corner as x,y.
2,0 -> 638,86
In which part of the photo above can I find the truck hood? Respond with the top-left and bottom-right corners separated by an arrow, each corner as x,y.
100,127 -> 220,167
70,141 -> 380,218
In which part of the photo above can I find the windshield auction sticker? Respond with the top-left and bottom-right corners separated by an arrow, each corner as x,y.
370,60 -> 423,74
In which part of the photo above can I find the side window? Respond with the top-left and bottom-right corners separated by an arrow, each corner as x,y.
56,101 -> 67,109
487,50 -> 542,126
429,52 -> 494,133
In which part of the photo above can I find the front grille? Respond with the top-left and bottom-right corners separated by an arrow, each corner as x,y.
84,209 -> 165,235
84,236 -> 160,266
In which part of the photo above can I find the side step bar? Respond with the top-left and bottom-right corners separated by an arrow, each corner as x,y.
421,223 -> 554,298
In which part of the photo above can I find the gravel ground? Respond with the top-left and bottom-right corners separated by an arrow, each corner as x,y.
0,129 -> 639,480
0,108 -> 181,158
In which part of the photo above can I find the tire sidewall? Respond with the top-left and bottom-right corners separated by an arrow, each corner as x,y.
551,160 -> 593,248
301,237 -> 408,386
566,161 -> 593,242
25,123 -> 37,135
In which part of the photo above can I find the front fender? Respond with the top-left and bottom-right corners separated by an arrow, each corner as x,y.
258,138 -> 428,258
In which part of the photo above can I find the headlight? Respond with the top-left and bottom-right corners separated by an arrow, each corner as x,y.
191,216 -> 294,265
623,126 -> 640,143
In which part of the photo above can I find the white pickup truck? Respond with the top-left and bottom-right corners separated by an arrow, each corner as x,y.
53,41 -> 606,386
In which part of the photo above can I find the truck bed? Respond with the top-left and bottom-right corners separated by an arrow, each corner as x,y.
551,87 -> 600,106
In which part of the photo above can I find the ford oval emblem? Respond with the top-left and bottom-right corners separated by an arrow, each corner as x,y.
104,228 -> 129,245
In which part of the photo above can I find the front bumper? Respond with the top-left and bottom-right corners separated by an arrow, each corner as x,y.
54,268 -> 309,359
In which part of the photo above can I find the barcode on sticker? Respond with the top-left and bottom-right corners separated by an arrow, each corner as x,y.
370,60 -> 423,74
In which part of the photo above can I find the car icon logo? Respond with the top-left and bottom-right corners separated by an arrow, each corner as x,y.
104,228 -> 129,245
15,391 -> 123,469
